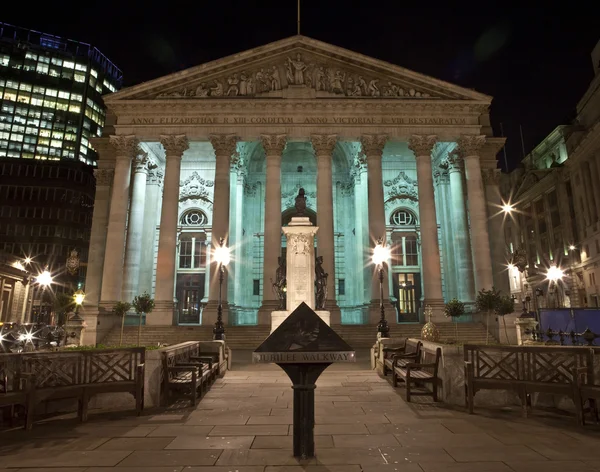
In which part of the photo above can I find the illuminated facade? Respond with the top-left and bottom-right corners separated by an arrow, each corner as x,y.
84,36 -> 508,342
503,39 -> 600,309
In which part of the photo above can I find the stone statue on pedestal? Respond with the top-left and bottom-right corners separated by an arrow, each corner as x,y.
295,188 -> 307,216
272,256 -> 287,310
315,256 -> 328,310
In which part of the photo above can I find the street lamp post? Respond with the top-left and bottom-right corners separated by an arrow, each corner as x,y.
72,290 -> 85,321
372,238 -> 391,339
213,237 -> 230,341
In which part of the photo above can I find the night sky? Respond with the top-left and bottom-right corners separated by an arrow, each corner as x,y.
4,2 -> 598,170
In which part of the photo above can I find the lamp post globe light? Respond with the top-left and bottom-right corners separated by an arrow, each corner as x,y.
545,265 -> 564,308
31,267 -> 53,323
71,289 -> 85,322
372,238 -> 391,338
213,237 -> 230,340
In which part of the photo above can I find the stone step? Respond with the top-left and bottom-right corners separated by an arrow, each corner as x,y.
101,322 -> 493,348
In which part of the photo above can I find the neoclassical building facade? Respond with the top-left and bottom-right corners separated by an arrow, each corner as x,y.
83,36 -> 507,341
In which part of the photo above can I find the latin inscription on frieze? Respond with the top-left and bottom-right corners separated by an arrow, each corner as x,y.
127,116 -> 468,126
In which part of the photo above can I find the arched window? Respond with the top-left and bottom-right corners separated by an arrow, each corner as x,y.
390,209 -> 416,226
180,209 -> 208,226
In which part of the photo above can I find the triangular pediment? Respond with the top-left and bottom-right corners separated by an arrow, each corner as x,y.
105,36 -> 491,103
514,170 -> 552,198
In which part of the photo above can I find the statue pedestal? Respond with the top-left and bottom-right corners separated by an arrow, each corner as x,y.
271,310 -> 330,333
270,215 -> 331,333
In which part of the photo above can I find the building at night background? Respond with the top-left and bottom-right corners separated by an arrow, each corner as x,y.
83,36 -> 508,343
503,39 -> 600,311
0,22 -> 121,322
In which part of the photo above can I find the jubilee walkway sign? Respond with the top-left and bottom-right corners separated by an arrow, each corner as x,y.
253,302 -> 355,459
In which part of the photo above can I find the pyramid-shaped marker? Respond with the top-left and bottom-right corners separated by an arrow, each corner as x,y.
253,302 -> 355,363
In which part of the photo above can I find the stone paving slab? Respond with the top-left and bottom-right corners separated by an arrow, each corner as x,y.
3,350 -> 600,471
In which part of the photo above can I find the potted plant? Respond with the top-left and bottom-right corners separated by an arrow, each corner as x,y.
496,294 -> 516,344
132,292 -> 155,347
444,298 -> 465,343
114,301 -> 132,346
476,287 -> 501,345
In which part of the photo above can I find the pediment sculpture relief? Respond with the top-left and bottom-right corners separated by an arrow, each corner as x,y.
155,52 -> 438,100
179,171 -> 214,202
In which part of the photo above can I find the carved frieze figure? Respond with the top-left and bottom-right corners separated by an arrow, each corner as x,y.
329,69 -> 346,94
287,53 -> 307,85
315,66 -> 326,91
315,256 -> 328,310
226,74 -> 239,96
368,79 -> 380,97
271,66 -> 281,90
239,73 -> 249,95
210,81 -> 223,96
272,256 -> 287,310
295,187 -> 307,216
195,83 -> 209,97
357,76 -> 368,95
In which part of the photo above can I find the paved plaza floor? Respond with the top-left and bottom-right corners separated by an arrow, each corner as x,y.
1,349 -> 600,471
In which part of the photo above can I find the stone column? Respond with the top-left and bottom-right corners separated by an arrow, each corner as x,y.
360,134 -> 391,324
139,168 -> 164,296
311,134 -> 341,323
151,135 -> 189,326
447,152 -> 476,303
483,168 -> 510,295
203,134 -> 238,326
122,151 -> 155,302
408,135 -> 444,318
100,135 -> 138,304
434,167 -> 458,300
257,134 -> 287,324
457,135 -> 493,292
587,159 -> 600,225
232,159 -> 246,311
85,162 -> 114,308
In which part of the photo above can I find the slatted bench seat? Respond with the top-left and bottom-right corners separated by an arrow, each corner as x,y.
383,340 -> 421,376
161,342 -> 217,406
392,343 -> 441,402
381,339 -> 407,375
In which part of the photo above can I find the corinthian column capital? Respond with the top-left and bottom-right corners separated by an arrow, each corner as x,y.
160,134 -> 189,158
133,150 -> 156,174
457,135 -> 486,157
209,134 -> 239,156
93,168 -> 114,186
310,134 -> 338,156
482,168 -> 501,186
408,135 -> 437,157
109,135 -> 139,158
446,149 -> 463,173
260,134 -> 287,155
360,134 -> 388,156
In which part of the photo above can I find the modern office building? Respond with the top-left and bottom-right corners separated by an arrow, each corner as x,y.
0,23 -> 121,322
84,35 -> 509,343
502,39 -> 600,310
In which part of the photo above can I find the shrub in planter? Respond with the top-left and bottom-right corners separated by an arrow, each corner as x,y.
132,292 -> 155,347
114,301 -> 132,346
476,287 -> 501,344
496,294 -> 516,344
444,298 -> 465,343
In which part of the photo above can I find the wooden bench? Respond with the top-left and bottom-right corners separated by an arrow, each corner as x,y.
576,363 -> 600,425
161,342 -> 216,406
464,345 -> 591,421
392,343 -> 441,402
384,339 -> 421,376
380,338 -> 407,375
0,348 -> 145,429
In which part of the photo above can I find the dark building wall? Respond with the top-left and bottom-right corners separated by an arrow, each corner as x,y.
0,159 -> 95,293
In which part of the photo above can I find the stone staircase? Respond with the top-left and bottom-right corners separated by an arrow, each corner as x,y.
101,322 -> 494,349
